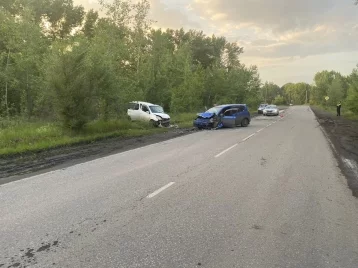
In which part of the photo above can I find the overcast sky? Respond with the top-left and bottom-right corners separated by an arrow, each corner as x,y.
75,0 -> 358,86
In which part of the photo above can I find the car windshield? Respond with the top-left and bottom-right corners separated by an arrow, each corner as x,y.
205,107 -> 220,115
266,105 -> 276,109
149,105 -> 164,113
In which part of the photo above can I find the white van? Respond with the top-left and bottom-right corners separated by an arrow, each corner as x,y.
127,101 -> 171,127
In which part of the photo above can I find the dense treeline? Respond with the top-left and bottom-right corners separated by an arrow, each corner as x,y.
0,0 -> 263,129
261,68 -> 358,115
310,69 -> 358,115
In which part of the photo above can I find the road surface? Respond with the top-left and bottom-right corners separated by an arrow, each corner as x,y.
1,106 -> 358,268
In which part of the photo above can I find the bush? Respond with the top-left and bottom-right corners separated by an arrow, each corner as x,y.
273,95 -> 285,105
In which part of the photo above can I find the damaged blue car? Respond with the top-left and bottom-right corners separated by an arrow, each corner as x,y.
193,104 -> 251,129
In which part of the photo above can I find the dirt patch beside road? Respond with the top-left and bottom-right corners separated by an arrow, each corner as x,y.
0,128 -> 197,184
311,106 -> 358,197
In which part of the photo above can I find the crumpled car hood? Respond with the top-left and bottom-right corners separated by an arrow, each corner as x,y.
197,112 -> 215,119
153,113 -> 170,119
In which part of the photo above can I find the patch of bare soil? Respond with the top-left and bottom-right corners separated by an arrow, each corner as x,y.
0,128 -> 197,185
311,107 -> 358,197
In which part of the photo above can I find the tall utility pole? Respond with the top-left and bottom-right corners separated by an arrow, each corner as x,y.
265,86 -> 267,103
5,49 -> 11,118
305,86 -> 308,104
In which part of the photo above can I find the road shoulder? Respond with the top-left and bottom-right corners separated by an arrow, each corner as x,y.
311,106 -> 358,197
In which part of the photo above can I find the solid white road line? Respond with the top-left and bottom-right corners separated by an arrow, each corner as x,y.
215,144 -> 238,158
256,128 -> 264,133
147,182 -> 175,198
242,133 -> 255,142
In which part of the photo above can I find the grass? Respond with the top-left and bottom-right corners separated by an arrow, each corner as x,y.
0,112 -> 200,157
313,105 -> 358,120
171,113 -> 197,128
0,119 -> 169,157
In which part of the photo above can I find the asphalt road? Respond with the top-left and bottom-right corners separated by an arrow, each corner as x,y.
1,106 -> 358,268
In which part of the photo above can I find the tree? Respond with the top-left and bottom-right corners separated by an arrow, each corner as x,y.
261,82 -> 281,103
346,67 -> 358,113
82,9 -> 99,38
1,0 -> 264,130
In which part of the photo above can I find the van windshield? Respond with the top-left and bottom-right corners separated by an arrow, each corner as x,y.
149,105 -> 164,113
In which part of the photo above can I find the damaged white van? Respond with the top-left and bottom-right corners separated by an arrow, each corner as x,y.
127,101 -> 171,127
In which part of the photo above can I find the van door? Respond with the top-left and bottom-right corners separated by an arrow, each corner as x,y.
128,103 -> 140,120
140,104 -> 151,121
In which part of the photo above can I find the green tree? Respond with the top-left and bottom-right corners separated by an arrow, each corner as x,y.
261,82 -> 281,103
346,67 -> 358,113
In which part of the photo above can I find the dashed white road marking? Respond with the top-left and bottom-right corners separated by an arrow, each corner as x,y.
256,128 -> 264,133
147,182 -> 176,198
215,144 -> 238,158
242,133 -> 256,142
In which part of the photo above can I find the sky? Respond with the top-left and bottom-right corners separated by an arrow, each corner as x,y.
75,0 -> 358,86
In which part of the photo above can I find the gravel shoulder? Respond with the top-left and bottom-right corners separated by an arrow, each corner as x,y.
311,106 -> 358,197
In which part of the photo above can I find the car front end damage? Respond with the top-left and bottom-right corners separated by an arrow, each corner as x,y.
193,113 -> 223,129
152,113 -> 171,127
156,116 -> 170,127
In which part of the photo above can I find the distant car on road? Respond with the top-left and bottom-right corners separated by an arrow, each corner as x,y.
258,103 -> 268,114
127,101 -> 170,127
263,105 -> 279,116
193,104 -> 251,129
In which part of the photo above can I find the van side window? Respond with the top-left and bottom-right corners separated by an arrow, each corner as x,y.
134,104 -> 139,110
142,105 -> 149,113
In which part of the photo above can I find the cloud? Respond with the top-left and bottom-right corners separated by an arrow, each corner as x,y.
192,0 -> 341,33
73,0 -> 358,84
74,0 -> 200,29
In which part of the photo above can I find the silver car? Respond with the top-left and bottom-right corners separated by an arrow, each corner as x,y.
258,103 -> 268,114
263,105 -> 279,116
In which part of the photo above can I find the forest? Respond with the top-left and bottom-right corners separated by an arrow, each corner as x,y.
1,0 -> 357,155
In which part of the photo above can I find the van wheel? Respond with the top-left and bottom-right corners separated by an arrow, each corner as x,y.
241,118 -> 249,127
127,116 -> 132,121
150,120 -> 159,127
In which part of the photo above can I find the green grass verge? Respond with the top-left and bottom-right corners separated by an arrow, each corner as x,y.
0,119 -> 168,157
0,112 -> 200,157
171,113 -> 197,128
312,105 -> 358,120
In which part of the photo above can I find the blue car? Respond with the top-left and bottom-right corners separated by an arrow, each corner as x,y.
193,104 -> 251,129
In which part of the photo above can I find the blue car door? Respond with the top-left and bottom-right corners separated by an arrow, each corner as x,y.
221,108 -> 238,127
235,105 -> 245,125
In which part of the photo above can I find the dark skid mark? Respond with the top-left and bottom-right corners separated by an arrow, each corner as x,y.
7,263 -> 20,267
25,249 -> 34,258
251,224 -> 263,230
37,243 -> 51,252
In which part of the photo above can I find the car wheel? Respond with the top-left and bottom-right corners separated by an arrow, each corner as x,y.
150,120 -> 159,127
241,118 -> 249,127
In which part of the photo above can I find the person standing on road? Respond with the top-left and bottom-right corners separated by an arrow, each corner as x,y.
337,101 -> 342,116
